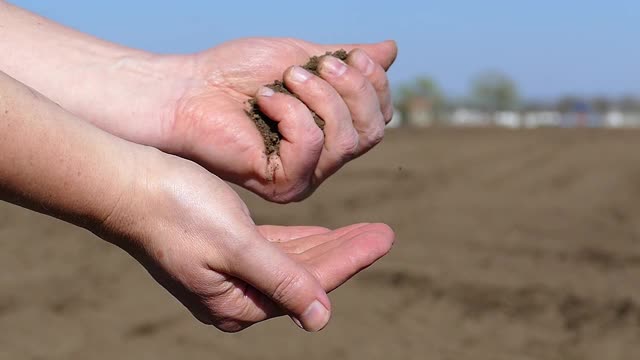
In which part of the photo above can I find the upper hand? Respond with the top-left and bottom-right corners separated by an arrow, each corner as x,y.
98,149 -> 394,332
164,38 -> 397,202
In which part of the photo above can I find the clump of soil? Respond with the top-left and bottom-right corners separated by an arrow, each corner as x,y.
247,49 -> 348,155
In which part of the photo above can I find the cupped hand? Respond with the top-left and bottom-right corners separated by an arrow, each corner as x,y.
99,149 -> 394,332
164,38 -> 397,202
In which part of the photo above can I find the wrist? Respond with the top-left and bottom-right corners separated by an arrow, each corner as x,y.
118,53 -> 199,152
0,2 -> 199,154
75,52 -> 197,152
90,145 -> 185,252
88,143 -> 154,248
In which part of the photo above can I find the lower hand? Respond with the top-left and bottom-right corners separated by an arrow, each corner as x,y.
98,148 -> 394,332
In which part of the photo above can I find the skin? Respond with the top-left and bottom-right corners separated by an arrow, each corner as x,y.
0,2 -> 397,332
175,39 -> 397,201
0,2 -> 398,202
0,70 -> 394,332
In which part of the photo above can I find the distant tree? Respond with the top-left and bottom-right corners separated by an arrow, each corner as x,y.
395,76 -> 446,125
619,96 -> 640,112
590,97 -> 611,113
520,100 -> 546,112
556,96 -> 581,113
470,71 -> 519,112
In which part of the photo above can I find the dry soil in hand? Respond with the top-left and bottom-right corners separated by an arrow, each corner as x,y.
247,50 -> 348,155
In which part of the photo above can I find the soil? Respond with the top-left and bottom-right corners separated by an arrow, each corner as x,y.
247,50 -> 348,155
2,128 -> 640,360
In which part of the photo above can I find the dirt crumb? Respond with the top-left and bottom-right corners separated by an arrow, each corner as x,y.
247,50 -> 348,155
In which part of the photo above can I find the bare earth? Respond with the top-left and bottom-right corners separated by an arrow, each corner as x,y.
1,128 -> 640,360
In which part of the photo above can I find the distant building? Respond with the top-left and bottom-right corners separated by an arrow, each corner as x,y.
605,111 -> 625,127
495,111 -> 521,128
394,92 -> 639,129
626,113 -> 640,127
559,101 -> 604,127
604,110 -> 640,128
522,111 -> 561,128
450,108 -> 490,126
404,96 -> 434,127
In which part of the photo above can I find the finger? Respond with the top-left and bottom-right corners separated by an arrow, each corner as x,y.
300,223 -> 394,262
258,225 -> 330,242
206,223 -> 375,329
313,40 -> 398,70
317,56 -> 385,156
236,223 -> 392,325
275,223 -> 372,254
346,49 -> 394,123
298,223 -> 395,292
228,233 -> 332,332
254,87 -> 323,189
282,65 -> 359,179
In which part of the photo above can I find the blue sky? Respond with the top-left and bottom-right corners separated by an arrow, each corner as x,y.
11,0 -> 639,100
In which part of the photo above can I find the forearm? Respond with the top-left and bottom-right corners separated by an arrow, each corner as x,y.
0,1 -> 189,147
0,69 -> 138,231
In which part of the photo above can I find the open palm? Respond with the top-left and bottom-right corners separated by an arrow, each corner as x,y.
124,153 -> 394,332
182,223 -> 393,332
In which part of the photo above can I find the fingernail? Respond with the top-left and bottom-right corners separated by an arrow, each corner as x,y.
257,86 -> 274,97
289,66 -> 311,83
321,56 -> 348,77
291,316 -> 304,329
351,51 -> 375,76
296,300 -> 330,332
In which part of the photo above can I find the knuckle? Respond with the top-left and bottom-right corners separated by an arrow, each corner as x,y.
306,122 -> 325,149
270,190 -> 301,204
337,132 -> 359,158
284,100 -> 302,119
365,124 -> 385,146
279,98 -> 306,122
321,99 -> 350,127
375,75 -> 390,93
272,272 -> 304,306
276,182 -> 314,204
352,75 -> 371,96
324,93 -> 347,115
214,320 -> 246,333
211,310 -> 251,333
383,106 -> 395,123
202,294 -> 252,332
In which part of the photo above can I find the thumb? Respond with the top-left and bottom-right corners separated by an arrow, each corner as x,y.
229,233 -> 331,332
317,39 -> 398,70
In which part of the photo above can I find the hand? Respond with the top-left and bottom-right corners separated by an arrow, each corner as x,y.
98,149 -> 394,332
0,6 -> 396,202
163,38 -> 397,202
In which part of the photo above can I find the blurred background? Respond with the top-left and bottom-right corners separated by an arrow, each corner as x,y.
1,1 -> 639,359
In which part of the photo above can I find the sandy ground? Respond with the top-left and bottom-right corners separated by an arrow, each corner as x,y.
1,128 -> 640,360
